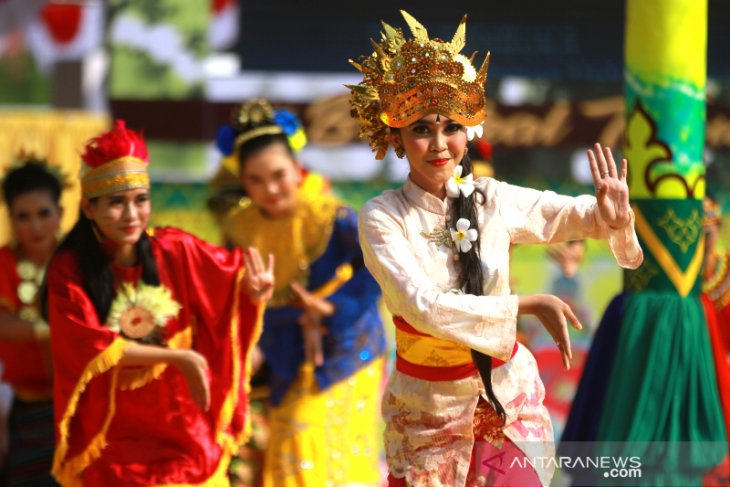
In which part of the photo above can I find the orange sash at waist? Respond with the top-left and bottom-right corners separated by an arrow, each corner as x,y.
393,316 -> 517,381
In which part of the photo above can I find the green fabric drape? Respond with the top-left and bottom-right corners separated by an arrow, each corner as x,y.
597,293 -> 726,484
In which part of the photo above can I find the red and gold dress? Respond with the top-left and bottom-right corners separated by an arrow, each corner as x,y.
0,246 -> 53,401
704,251 -> 730,359
702,251 -> 730,486
47,228 -> 262,487
0,246 -> 55,484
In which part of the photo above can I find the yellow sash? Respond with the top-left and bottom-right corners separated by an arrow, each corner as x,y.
394,321 -> 473,367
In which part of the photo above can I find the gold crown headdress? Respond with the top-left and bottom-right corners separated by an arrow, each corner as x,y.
348,10 -> 490,159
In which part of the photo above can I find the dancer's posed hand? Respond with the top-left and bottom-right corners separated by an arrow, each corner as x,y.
171,349 -> 211,411
290,282 -> 334,366
243,247 -> 275,304
519,294 -> 582,370
588,142 -> 632,230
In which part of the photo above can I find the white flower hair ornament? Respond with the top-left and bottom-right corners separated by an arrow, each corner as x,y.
465,123 -> 484,141
446,165 -> 475,199
450,218 -> 478,253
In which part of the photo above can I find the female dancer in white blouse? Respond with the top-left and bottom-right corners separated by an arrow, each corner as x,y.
351,11 -> 643,487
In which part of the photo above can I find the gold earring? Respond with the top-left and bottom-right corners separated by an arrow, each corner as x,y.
394,146 -> 405,158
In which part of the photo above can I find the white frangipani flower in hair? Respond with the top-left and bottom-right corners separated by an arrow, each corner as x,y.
445,165 -> 475,199
450,218 -> 478,253
465,123 -> 484,141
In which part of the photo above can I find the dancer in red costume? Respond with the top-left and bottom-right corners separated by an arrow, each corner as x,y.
43,121 -> 273,486
703,195 -> 730,363
701,195 -> 730,487
0,159 -> 65,485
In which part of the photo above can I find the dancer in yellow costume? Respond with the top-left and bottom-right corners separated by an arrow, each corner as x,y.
218,100 -> 386,486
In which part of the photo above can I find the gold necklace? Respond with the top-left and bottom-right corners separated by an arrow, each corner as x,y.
16,258 -> 45,322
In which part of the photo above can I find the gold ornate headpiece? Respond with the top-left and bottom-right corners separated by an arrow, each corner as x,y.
348,10 -> 490,159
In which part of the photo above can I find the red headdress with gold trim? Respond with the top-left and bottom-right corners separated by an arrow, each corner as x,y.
80,120 -> 150,199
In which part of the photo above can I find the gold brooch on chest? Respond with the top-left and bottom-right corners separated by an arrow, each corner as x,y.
420,227 -> 454,249
421,218 -> 478,254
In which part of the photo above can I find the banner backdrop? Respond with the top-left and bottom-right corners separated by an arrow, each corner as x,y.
563,3 -> 729,486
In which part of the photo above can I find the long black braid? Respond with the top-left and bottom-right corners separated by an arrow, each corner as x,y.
453,152 -> 507,424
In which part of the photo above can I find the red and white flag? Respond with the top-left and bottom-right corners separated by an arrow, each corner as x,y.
25,1 -> 103,72
209,0 -> 239,51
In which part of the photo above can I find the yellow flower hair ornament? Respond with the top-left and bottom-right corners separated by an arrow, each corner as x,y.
107,283 -> 182,343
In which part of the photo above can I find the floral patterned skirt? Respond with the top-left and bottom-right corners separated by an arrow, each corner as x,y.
388,398 -> 542,487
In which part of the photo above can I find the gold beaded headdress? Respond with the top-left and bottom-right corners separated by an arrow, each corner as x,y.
348,10 -> 490,159
216,99 -> 308,175
233,99 -> 283,149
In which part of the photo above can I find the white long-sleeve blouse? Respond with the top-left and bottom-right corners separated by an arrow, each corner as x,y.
359,176 -> 643,487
